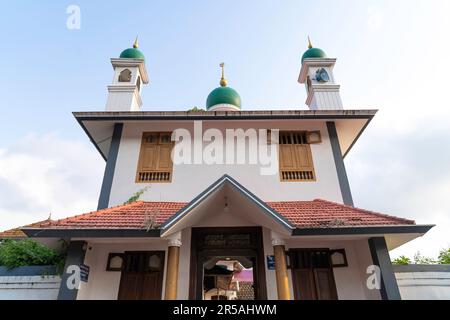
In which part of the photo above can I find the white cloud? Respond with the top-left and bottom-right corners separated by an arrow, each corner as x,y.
346,116 -> 450,259
0,133 -> 104,231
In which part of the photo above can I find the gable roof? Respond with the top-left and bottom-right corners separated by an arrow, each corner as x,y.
160,174 -> 295,236
19,198 -> 427,238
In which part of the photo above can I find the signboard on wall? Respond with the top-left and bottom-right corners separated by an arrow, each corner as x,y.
80,264 -> 90,283
266,255 -> 275,270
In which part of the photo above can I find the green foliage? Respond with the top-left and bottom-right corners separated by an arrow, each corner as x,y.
438,248 -> 450,264
0,239 -> 65,270
187,106 -> 205,112
392,247 -> 450,265
392,255 -> 411,265
413,251 -> 436,265
123,186 -> 149,205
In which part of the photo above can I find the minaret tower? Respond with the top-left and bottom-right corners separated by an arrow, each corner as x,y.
105,38 -> 149,111
298,37 -> 343,110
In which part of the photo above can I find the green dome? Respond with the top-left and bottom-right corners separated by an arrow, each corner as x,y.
301,47 -> 326,63
206,86 -> 241,109
119,47 -> 145,60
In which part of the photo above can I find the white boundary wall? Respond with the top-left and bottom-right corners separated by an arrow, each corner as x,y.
0,275 -> 60,300
394,265 -> 450,300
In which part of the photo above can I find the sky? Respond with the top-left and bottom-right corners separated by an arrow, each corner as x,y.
0,0 -> 449,260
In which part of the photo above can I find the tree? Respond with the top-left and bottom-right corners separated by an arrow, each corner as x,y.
187,106 -> 205,112
392,255 -> 411,265
0,239 -> 65,270
438,248 -> 450,265
413,251 -> 436,265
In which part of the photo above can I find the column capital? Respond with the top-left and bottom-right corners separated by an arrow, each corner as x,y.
168,238 -> 182,247
270,231 -> 286,246
166,231 -> 182,247
271,238 -> 286,246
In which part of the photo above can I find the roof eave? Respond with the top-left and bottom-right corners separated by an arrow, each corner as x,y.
21,228 -> 161,238
73,109 -> 377,121
292,224 -> 435,236
73,109 -> 377,161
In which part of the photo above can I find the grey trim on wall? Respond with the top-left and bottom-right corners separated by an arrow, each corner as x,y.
0,266 -> 58,276
326,121 -> 354,206
21,228 -> 161,238
393,264 -> 450,273
97,123 -> 123,210
57,241 -> 87,300
368,237 -> 401,300
292,224 -> 434,236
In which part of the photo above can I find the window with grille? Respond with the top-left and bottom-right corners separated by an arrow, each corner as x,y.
278,131 -> 316,182
136,132 -> 174,183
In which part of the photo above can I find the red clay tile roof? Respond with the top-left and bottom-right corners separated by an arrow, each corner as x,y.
0,219 -> 52,239
17,199 -> 415,232
267,199 -> 415,228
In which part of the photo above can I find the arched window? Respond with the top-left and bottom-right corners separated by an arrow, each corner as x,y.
118,69 -> 132,82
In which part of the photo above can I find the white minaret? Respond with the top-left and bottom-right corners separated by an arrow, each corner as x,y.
298,38 -> 343,110
105,38 -> 149,111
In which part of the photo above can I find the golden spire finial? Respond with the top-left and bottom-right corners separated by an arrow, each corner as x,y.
308,36 -> 313,49
133,35 -> 139,49
219,62 -> 228,87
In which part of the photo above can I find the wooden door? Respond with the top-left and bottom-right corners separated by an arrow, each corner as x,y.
291,269 -> 317,300
118,251 -> 165,300
290,249 -> 338,300
314,269 -> 338,300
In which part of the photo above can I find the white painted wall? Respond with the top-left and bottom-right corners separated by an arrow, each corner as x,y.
310,89 -> 343,110
77,235 -> 376,300
396,271 -> 450,300
0,276 -> 60,300
77,239 -> 169,300
109,120 -> 343,207
105,64 -> 143,111
281,238 -> 379,300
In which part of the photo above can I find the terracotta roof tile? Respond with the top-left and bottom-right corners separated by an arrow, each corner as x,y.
0,219 -> 53,239
16,199 -> 415,232
266,199 -> 415,228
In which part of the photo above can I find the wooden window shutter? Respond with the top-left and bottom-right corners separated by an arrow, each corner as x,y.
136,132 -> 174,183
279,132 -> 315,182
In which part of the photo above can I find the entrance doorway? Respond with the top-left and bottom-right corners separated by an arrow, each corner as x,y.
117,251 -> 165,300
189,227 -> 267,300
289,249 -> 338,300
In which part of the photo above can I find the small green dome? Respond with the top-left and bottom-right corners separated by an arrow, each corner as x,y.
301,47 -> 326,63
120,47 -> 145,60
206,86 -> 241,109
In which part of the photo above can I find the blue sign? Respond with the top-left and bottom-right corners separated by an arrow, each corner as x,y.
80,264 -> 90,283
266,255 -> 275,270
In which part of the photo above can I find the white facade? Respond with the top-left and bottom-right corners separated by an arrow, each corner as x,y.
76,231 -> 380,300
108,120 -> 343,206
